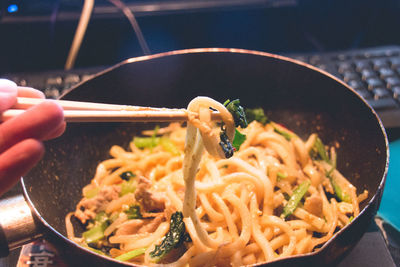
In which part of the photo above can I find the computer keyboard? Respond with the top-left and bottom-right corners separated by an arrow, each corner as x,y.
1,66 -> 106,99
287,45 -> 400,128
2,45 -> 400,128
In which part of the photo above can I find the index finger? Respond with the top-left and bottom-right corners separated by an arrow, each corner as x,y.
0,100 -> 64,153
17,86 -> 45,99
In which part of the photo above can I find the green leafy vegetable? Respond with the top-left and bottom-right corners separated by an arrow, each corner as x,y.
133,126 -> 160,149
322,149 -> 351,203
313,137 -> 330,163
245,108 -> 268,124
219,130 -> 234,158
120,171 -> 136,181
223,99 -> 248,128
277,172 -> 288,181
94,211 -> 108,223
84,187 -> 99,199
133,136 -> 160,149
109,213 -> 119,223
120,179 -> 137,196
232,129 -> 246,151
311,137 -> 350,202
149,211 -> 191,262
329,176 -> 351,203
273,126 -> 292,141
83,211 -> 109,244
133,132 -> 179,155
83,222 -> 108,244
281,180 -> 311,219
125,205 -> 142,219
115,248 -> 146,262
327,149 -> 337,177
218,99 -> 248,157
160,137 -> 180,155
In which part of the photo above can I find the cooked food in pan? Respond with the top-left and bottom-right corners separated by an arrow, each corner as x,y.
66,97 -> 368,266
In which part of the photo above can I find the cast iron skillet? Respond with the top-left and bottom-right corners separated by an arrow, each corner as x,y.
21,48 -> 388,266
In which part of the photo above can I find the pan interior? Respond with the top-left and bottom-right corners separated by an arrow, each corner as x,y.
23,52 -> 387,241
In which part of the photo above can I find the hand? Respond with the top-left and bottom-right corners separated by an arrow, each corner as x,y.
0,79 -> 66,196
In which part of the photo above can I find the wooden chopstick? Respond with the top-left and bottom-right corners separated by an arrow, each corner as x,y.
2,109 -> 194,122
2,97 -> 221,123
14,97 -> 163,111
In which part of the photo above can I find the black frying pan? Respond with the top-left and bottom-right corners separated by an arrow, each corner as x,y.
3,49 -> 389,266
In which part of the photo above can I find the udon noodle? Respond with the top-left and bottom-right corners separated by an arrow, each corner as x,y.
66,97 -> 368,266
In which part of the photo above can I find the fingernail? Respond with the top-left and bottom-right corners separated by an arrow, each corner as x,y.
0,79 -> 17,93
0,91 -> 17,110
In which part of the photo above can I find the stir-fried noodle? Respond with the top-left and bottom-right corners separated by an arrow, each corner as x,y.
66,97 -> 368,266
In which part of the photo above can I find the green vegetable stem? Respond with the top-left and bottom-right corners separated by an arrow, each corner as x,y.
281,180 -> 311,219
124,205 -> 142,219
82,211 -> 109,244
329,176 -> 351,203
115,248 -> 146,262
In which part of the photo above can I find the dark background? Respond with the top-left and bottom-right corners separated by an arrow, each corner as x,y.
1,0 -> 400,74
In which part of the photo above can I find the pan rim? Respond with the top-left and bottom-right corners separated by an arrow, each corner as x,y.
23,47 -> 389,266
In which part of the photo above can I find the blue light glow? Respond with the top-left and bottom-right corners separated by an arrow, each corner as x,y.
7,4 -> 19,13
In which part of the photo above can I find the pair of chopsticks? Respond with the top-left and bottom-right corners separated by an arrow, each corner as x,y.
2,97 -> 221,123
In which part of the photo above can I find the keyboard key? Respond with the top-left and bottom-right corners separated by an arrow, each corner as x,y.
64,74 -> 80,85
361,69 -> 377,80
44,88 -> 60,99
47,77 -> 62,86
366,78 -> 385,90
18,79 -> 27,87
338,62 -> 353,73
379,67 -> 396,78
392,86 -> 400,99
368,98 -> 398,110
316,64 -> 328,71
386,77 -> 400,89
355,89 -> 372,100
373,59 -> 389,70
343,71 -> 359,82
332,54 -> 349,61
355,61 -> 371,71
348,80 -> 365,90
390,57 -> 400,68
309,55 -> 322,65
373,88 -> 391,99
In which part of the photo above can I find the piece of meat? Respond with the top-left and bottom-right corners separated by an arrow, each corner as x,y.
75,185 -> 120,223
137,214 -> 164,234
115,219 -> 144,236
304,193 -> 323,217
134,176 -> 166,212
115,214 -> 165,236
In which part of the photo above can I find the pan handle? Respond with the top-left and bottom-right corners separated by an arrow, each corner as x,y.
0,195 -> 43,257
